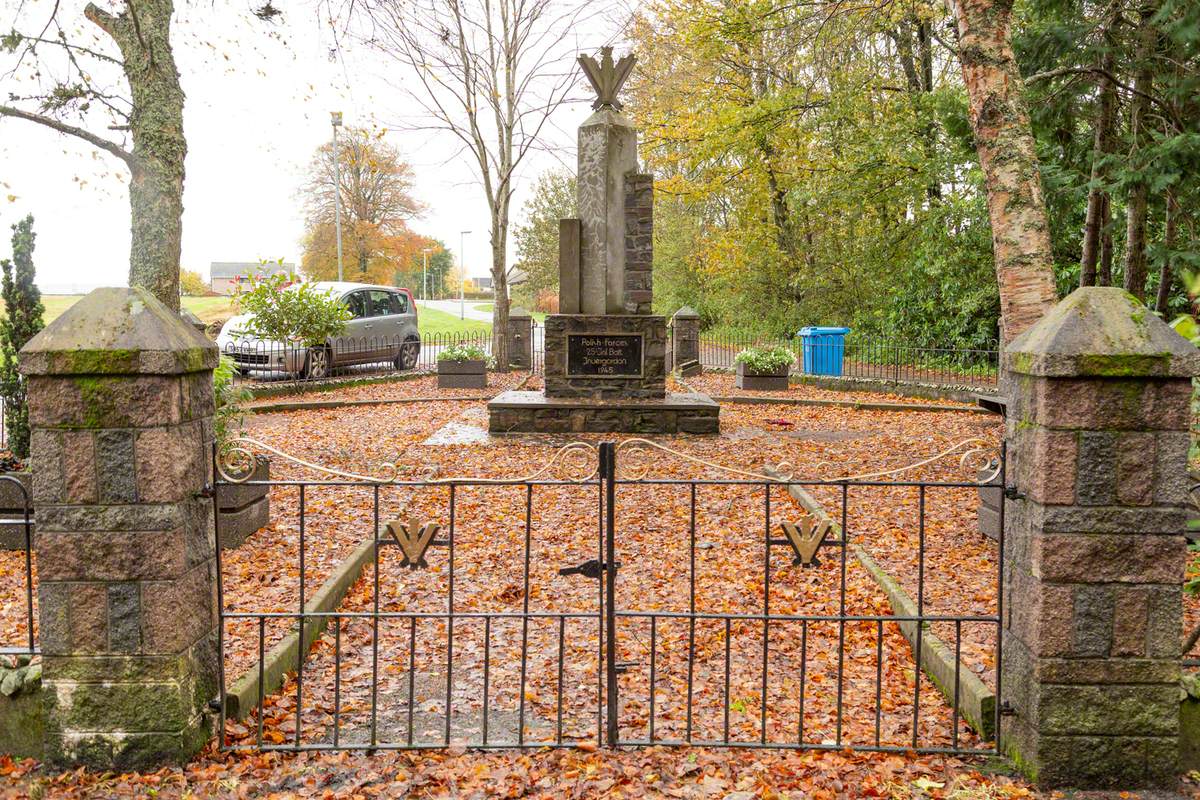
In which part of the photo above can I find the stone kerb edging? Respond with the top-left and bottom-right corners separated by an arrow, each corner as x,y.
224,536 -> 376,719
762,466 -> 996,740
698,367 -> 993,405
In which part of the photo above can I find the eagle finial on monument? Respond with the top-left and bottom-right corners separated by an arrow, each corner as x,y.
578,46 -> 636,111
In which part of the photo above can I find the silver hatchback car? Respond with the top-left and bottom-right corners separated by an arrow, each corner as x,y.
218,281 -> 421,379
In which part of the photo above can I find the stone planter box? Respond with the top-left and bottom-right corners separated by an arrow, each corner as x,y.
216,456 -> 270,549
735,361 -> 789,391
438,359 -> 488,389
0,471 -> 33,551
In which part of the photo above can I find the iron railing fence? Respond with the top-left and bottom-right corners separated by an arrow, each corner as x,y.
222,331 -> 493,386
213,439 -> 1004,755
0,474 -> 35,657
695,331 -> 1000,389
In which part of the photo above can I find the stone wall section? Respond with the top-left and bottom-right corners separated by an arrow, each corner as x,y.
623,173 -> 653,315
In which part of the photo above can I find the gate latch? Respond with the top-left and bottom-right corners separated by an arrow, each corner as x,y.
559,559 -> 619,579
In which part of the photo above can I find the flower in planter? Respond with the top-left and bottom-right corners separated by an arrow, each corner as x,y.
734,345 -> 794,374
437,343 -> 496,368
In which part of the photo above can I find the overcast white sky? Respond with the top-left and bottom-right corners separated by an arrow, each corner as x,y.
0,1 -> 626,293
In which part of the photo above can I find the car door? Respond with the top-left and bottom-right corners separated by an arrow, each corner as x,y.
335,290 -> 372,364
367,289 -> 404,358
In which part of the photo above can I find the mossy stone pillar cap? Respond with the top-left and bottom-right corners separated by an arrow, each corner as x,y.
672,306 -> 700,320
509,307 -> 532,319
1004,286 -> 1200,378
18,286 -> 218,376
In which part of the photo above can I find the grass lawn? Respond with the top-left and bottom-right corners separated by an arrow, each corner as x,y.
474,301 -> 546,324
32,294 -> 487,337
417,305 -> 490,336
32,294 -> 238,326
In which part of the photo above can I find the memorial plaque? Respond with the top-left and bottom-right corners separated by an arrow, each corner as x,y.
567,334 -> 643,377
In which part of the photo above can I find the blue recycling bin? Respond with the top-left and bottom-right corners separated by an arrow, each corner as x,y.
798,326 -> 851,376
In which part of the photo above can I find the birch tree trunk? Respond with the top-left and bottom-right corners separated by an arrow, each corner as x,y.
950,0 -> 1058,343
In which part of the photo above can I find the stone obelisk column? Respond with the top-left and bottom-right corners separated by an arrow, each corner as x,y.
578,108 -> 638,314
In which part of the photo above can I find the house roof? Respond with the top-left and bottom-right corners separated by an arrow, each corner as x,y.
210,261 -> 296,279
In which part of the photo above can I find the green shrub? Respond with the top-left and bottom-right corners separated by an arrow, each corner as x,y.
214,355 -> 253,450
233,274 -> 351,346
734,345 -> 793,374
437,343 -> 493,366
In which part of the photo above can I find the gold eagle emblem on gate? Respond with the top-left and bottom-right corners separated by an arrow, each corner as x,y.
383,519 -> 441,569
780,515 -> 832,567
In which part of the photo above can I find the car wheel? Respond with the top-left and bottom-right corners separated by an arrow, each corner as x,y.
395,339 -> 420,371
303,347 -> 331,380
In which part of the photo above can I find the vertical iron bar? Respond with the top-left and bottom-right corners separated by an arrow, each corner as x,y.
256,615 -> 265,749
602,442 -> 618,747
875,619 -> 883,746
596,461 -> 604,745
761,483 -> 770,744
995,442 -> 1006,751
797,619 -> 807,744
686,483 -> 696,742
557,615 -> 565,744
370,485 -> 380,749
649,615 -> 657,742
953,619 -> 961,750
723,616 -> 731,743
836,483 -> 848,746
210,446 -> 226,745
295,484 -> 305,748
518,484 -> 532,745
446,483 -> 456,746
407,616 -> 416,746
333,615 -> 341,748
482,615 -> 491,745
912,484 -> 926,749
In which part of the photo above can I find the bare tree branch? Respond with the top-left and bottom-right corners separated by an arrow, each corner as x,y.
0,103 -> 132,165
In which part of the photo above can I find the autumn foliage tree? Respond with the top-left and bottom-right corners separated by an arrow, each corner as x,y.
300,128 -> 426,286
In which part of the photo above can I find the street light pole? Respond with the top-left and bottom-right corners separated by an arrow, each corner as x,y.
421,247 -> 432,304
331,111 -> 345,282
459,230 -> 471,320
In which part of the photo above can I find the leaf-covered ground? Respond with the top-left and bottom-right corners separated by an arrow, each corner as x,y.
0,372 -> 1181,797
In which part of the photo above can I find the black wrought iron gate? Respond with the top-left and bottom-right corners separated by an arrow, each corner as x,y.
216,437 -> 1004,755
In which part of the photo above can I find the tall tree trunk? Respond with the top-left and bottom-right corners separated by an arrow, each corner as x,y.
1122,2 -> 1156,301
1099,196 -> 1114,285
490,196 -> 511,370
1079,39 -> 1118,287
86,0 -> 185,311
951,0 -> 1059,343
1155,192 -> 1178,314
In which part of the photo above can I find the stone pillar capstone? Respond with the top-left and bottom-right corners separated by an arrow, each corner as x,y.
20,287 -> 220,769
671,306 -> 701,373
1002,286 -> 1197,788
506,308 -> 533,370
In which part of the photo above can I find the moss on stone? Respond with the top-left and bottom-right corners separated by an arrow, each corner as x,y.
63,349 -> 139,375
1076,353 -> 1171,377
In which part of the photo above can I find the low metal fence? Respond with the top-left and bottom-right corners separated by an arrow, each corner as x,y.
696,332 -> 1000,389
222,331 -> 493,386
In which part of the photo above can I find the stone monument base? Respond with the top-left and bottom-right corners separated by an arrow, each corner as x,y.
488,390 -> 719,434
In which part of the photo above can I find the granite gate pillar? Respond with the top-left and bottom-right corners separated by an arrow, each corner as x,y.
1002,286 -> 1196,787
506,308 -> 533,370
20,287 -> 220,769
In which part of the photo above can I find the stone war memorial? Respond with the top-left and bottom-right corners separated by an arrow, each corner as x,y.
488,48 -> 720,434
